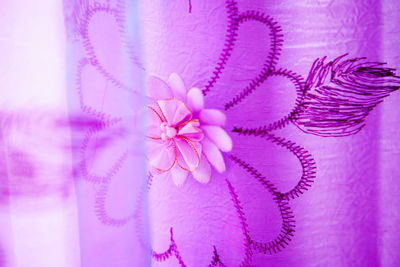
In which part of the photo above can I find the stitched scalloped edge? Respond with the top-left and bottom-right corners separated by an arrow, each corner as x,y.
116,0 -> 146,70
79,118 -> 128,184
152,228 -> 187,266
231,68 -> 306,133
226,179 -> 253,266
133,176 -> 188,265
229,133 -> 316,201
227,156 -> 297,257
94,178 -> 134,227
132,174 -> 153,251
203,0 -> 239,96
237,11 -> 283,76
79,4 -> 143,91
224,11 -> 284,110
250,198 -> 295,254
76,58 -> 120,121
133,174 -> 248,266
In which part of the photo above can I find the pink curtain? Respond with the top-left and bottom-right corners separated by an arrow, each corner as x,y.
1,0 -> 399,266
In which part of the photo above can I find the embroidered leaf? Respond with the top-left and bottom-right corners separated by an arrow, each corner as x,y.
294,54 -> 400,137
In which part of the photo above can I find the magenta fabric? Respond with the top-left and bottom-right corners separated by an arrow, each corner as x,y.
1,0 -> 400,266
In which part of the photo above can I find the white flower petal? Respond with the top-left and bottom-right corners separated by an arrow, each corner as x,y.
171,165 -> 189,186
192,154 -> 211,183
175,138 -> 202,171
168,73 -> 187,100
186,87 -> 204,112
202,138 -> 226,173
147,75 -> 173,99
199,109 -> 226,126
202,126 -> 232,152
147,139 -> 176,172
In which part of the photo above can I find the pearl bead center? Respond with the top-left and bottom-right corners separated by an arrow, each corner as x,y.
160,122 -> 177,140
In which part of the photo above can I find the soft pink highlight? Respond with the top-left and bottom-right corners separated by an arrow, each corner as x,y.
146,73 -> 232,186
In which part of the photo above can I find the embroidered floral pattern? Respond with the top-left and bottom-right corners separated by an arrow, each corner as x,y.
71,0 -> 400,266
146,74 -> 232,186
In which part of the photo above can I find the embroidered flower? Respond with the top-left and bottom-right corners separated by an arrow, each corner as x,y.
74,1 -> 400,265
146,73 -> 232,186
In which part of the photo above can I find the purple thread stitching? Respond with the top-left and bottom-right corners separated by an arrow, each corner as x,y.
134,176 -> 181,264
115,0 -> 146,70
80,4 -> 139,91
225,179 -> 253,267
133,173 -> 153,251
152,235 -> 175,262
76,1 -> 400,263
76,2 -> 305,262
229,133 -> 316,201
67,0 -> 90,39
75,1 -> 299,263
294,54 -> 400,137
188,0 -> 192,13
208,246 -> 227,267
134,176 -> 179,263
237,11 -> 283,78
131,3 -> 295,263
170,228 -> 187,267
79,118 -> 128,184
136,174 -> 235,266
134,175 -> 190,265
152,228 -> 187,266
223,11 -> 283,110
76,3 -> 142,186
227,163 -> 296,255
232,68 -> 306,135
94,179 -> 134,227
251,198 -> 295,255
202,0 -> 239,95
76,57 -> 120,121
230,154 -> 279,195
228,154 -> 297,255
231,55 -> 400,137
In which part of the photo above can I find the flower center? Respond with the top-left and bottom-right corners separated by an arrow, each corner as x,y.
160,122 -> 177,140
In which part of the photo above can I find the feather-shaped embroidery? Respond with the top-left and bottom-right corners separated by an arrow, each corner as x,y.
294,54 -> 400,137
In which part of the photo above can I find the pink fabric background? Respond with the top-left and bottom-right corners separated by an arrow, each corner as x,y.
139,0 -> 400,266
0,0 -> 399,266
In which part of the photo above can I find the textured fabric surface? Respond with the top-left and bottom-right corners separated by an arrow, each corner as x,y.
0,0 -> 399,266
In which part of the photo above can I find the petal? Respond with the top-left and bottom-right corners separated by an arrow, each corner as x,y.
77,58 -> 139,120
168,73 -> 187,100
157,99 -> 192,126
202,126 -> 232,152
147,76 -> 173,100
202,137 -> 226,173
231,133 -> 316,200
227,153 -> 298,259
146,106 -> 163,138
199,109 -> 227,126
177,120 -> 204,141
171,165 -> 189,186
186,87 -> 204,112
192,154 -> 211,184
80,120 -> 131,183
82,8 -> 142,90
174,138 -> 201,172
147,139 -> 176,172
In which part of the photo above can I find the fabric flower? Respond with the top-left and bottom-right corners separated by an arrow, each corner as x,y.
146,73 -> 232,186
